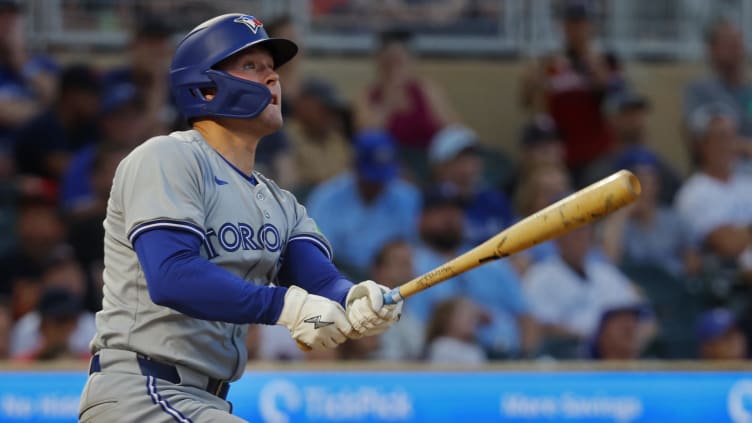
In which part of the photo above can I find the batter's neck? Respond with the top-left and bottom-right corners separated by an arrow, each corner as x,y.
194,120 -> 260,176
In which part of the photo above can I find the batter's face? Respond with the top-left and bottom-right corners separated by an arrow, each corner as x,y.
217,47 -> 283,131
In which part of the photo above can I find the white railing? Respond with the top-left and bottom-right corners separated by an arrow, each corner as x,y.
20,0 -> 752,60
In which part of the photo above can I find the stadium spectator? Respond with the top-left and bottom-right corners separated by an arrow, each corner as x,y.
587,302 -> 653,360
339,334 -> 382,361
509,115 -> 566,192
675,103 -> 752,271
13,287 -> 88,361
0,0 -> 58,177
307,130 -> 420,278
286,77 -> 352,192
524,224 -> 640,347
696,308 -> 747,360
512,164 -> 572,269
519,0 -> 625,182
425,297 -> 489,365
60,82 -> 147,215
371,239 -> 426,361
13,64 -> 101,180
405,187 -> 537,358
0,0 -> 58,129
355,29 -> 457,181
428,124 -> 516,246
10,245 -> 95,358
684,19 -> 752,151
0,190 -> 64,301
104,15 -> 176,136
67,145 -> 129,312
584,90 -> 681,204
601,149 -> 701,277
0,296 -> 10,359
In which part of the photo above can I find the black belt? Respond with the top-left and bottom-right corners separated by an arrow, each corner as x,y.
89,354 -> 230,400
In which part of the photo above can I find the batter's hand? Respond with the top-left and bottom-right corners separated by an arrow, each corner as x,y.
277,286 -> 352,350
345,280 -> 403,338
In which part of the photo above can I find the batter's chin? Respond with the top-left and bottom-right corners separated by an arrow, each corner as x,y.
257,105 -> 284,132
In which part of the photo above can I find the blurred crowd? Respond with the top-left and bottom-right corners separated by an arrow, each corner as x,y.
0,0 -> 750,365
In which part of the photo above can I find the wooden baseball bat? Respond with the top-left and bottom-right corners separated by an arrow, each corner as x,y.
382,169 -> 641,305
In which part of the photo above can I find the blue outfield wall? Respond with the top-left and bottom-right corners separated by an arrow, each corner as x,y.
1,369 -> 752,422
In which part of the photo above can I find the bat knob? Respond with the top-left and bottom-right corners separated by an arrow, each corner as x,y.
382,288 -> 403,305
296,340 -> 312,352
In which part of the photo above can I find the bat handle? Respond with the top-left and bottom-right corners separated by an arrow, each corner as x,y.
382,288 -> 404,305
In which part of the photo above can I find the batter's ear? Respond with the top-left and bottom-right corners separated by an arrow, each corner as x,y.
200,88 -> 217,101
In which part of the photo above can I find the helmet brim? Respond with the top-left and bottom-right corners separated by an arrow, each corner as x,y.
217,37 -> 299,70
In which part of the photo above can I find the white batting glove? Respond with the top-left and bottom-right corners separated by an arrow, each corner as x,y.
345,280 -> 403,338
277,286 -> 353,350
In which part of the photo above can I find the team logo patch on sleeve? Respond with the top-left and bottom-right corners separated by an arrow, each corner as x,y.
233,15 -> 263,34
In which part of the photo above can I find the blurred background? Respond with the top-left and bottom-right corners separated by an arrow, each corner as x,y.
1,0 -> 752,421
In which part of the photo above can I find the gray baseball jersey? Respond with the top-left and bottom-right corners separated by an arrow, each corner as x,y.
91,129 -> 331,381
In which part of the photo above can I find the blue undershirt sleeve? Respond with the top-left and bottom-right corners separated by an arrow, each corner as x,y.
277,239 -> 353,307
133,228 -> 287,324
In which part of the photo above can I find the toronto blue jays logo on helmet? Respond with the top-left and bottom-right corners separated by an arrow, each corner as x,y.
233,15 -> 264,34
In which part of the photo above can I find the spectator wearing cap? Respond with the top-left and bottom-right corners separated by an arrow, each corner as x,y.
13,63 -> 102,180
520,0 -> 626,181
13,287 -> 89,361
286,77 -> 352,191
10,245 -> 95,358
515,115 -> 565,180
586,301 -> 654,360
684,19 -> 752,158
105,15 -> 177,135
0,0 -> 59,158
524,222 -> 641,348
584,90 -> 681,203
600,147 -> 700,278
306,130 -> 420,278
60,82 -> 148,216
428,124 -> 516,247
405,187 -> 538,358
675,103 -> 752,271
696,308 -> 747,360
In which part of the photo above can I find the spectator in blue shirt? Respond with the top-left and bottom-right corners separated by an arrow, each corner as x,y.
306,130 -> 420,278
428,124 -> 516,246
405,187 -> 538,358
14,64 -> 101,180
61,82 -> 148,216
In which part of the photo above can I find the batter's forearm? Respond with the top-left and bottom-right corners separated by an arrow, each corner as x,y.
134,228 -> 287,324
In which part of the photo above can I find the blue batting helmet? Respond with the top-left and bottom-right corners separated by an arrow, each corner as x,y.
170,14 -> 298,120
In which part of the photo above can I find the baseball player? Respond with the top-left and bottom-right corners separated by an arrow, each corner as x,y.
78,13 -> 402,422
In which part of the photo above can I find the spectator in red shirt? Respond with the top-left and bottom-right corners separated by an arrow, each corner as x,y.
520,0 -> 626,183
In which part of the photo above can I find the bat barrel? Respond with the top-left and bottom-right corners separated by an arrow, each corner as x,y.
390,170 -> 641,304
